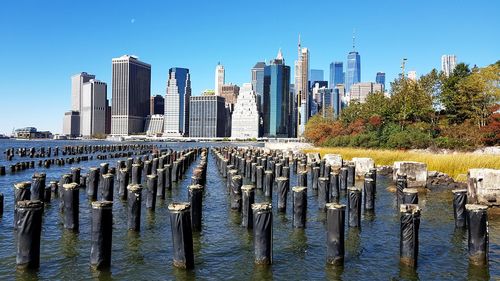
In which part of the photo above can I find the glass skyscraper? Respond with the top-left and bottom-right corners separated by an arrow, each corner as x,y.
164,67 -> 191,136
263,50 -> 291,138
346,51 -> 361,93
376,72 -> 386,90
251,62 -> 266,109
329,62 -> 344,88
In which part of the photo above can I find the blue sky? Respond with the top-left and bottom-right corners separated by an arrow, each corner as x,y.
0,0 -> 498,134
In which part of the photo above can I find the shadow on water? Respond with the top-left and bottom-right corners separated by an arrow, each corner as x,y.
90,267 -> 114,281
398,264 -> 419,281
61,230 -> 78,258
146,210 -> 156,229
251,264 -> 273,281
172,266 -> 196,281
467,263 -> 490,281
15,268 -> 39,281
290,229 -> 308,258
345,228 -> 361,259
125,231 -> 144,264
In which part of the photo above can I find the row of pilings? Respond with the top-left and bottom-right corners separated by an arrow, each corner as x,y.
3,146 -> 209,271
211,146 -> 489,269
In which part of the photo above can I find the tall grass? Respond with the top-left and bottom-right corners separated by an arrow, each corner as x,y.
303,147 -> 500,181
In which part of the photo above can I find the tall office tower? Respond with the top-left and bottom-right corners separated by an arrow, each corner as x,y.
294,35 -> 310,136
329,62 -> 344,88
375,72 -> 386,90
81,79 -> 107,137
110,55 -> 151,135
232,83 -> 260,139
346,34 -> 361,94
220,84 -> 240,106
334,84 -> 347,117
251,62 -> 266,109
150,94 -> 165,115
263,49 -> 291,138
215,63 -> 225,96
310,69 -> 324,84
164,67 -> 191,137
71,72 -> 95,112
407,71 -> 417,81
189,96 -> 227,138
349,82 -> 384,104
105,99 -> 111,134
441,55 -> 457,77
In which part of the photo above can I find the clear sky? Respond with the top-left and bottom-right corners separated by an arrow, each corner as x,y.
0,0 -> 498,134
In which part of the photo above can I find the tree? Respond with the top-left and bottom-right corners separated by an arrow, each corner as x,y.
389,77 -> 434,128
440,63 -> 472,124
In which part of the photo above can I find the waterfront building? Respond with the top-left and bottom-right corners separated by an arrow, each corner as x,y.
231,83 -> 260,139
81,79 -> 107,137
164,67 -> 191,137
110,55 -> 151,135
14,127 -> 52,139
220,84 -> 240,105
294,36 -> 310,136
375,72 -> 386,90
349,82 -> 383,103
144,114 -> 164,136
62,111 -> 80,137
215,63 -> 225,96
332,85 -> 344,118
441,54 -> 457,77
263,49 -> 292,138
329,62 -> 344,89
408,70 -> 417,81
71,72 -> 95,135
251,62 -> 266,109
189,95 -> 227,138
150,95 -> 165,115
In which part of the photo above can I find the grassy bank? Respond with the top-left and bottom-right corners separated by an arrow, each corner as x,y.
303,147 -> 500,181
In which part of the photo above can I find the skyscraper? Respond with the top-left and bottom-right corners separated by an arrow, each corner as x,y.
71,72 -> 95,112
349,82 -> 383,103
263,49 -> 291,138
215,63 -> 225,96
309,69 -> 324,84
220,84 -> 240,106
189,95 -> 227,138
346,50 -> 361,94
251,62 -> 266,109
150,95 -> 165,115
329,62 -> 344,88
232,83 -> 260,139
376,72 -> 386,90
81,79 -> 107,137
294,35 -> 309,136
441,55 -> 457,77
164,67 -> 191,137
110,55 -> 151,135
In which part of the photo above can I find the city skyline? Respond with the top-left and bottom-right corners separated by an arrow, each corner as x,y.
0,0 -> 499,134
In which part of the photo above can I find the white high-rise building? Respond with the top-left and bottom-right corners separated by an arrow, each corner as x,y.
349,82 -> 384,104
441,55 -> 457,77
215,63 -> 225,96
407,70 -> 417,81
231,83 -> 259,139
163,68 -> 191,137
71,72 -> 95,112
294,35 -> 310,136
81,79 -> 107,137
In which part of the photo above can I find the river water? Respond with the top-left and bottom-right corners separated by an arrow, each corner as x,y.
0,139 -> 498,280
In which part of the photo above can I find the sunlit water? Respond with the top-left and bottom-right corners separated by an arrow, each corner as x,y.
0,139 -> 498,280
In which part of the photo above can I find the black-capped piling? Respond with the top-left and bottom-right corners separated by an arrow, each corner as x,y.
168,202 -> 194,269
298,171 -> 307,187
90,201 -> 113,270
326,203 -> 346,266
100,173 -> 114,201
171,161 -> 179,182
242,185 -> 255,229
131,164 -> 142,184
164,164 -> 172,191
14,182 -> 31,230
16,200 -> 43,269
146,174 -> 158,211
127,184 -> 143,231
339,167 -> 348,190
62,183 -> 79,232
396,174 -> 407,205
231,174 -> 243,211
87,168 -> 99,201
347,187 -> 362,227
466,204 -> 488,266
318,177 -> 330,211
50,181 -> 58,196
31,173 -> 46,201
292,186 -> 307,228
312,166 -> 320,190
263,170 -> 274,198
99,163 -> 109,176
452,189 -> 467,228
157,168 -> 166,200
256,166 -> 264,189
188,184 -> 203,232
363,178 -> 375,211
330,171 -> 340,203
276,177 -> 289,212
71,167 -> 81,184
252,203 -> 273,265
400,204 -> 421,268
43,185 -> 51,203
347,164 -> 355,187
119,168 -> 129,200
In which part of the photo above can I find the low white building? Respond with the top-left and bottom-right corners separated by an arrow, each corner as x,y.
145,114 -> 165,136
231,83 -> 259,139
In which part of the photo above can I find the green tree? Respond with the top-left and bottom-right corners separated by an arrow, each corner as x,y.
389,77 -> 434,128
440,63 -> 472,124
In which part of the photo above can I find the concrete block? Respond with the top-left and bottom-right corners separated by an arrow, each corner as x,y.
307,153 -> 320,164
323,154 -> 343,169
393,161 -> 428,187
352,157 -> 375,178
467,168 -> 500,206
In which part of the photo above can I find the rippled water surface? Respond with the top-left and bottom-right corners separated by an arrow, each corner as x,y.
0,139 -> 498,280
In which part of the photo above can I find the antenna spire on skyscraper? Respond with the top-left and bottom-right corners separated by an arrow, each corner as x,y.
352,28 -> 356,50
